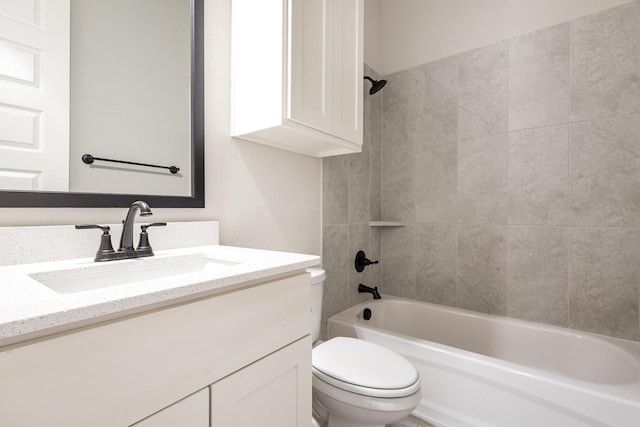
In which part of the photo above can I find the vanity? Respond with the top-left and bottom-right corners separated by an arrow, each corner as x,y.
0,222 -> 319,427
0,0 -> 323,423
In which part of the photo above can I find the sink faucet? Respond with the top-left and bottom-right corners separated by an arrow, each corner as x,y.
118,200 -> 153,253
76,201 -> 166,262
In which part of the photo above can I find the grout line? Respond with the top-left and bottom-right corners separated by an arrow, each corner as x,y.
455,55 -> 461,306
505,40 -> 511,314
568,18 -> 574,128
566,222 -> 572,329
566,21 -> 573,328
508,111 -> 640,135
415,221 -> 640,231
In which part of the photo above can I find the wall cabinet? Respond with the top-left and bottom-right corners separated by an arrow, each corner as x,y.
231,0 -> 364,157
0,273 -> 311,427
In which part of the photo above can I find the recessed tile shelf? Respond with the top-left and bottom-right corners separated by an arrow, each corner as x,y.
369,221 -> 407,227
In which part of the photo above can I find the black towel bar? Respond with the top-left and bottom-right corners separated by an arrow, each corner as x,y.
81,154 -> 179,174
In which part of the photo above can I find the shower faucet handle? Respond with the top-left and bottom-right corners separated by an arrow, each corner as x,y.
355,250 -> 379,272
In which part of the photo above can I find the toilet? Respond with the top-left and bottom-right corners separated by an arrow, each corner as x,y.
309,268 -> 421,427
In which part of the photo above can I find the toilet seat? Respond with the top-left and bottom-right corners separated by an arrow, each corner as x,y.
312,337 -> 420,398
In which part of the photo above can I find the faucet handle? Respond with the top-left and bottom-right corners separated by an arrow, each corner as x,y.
355,250 -> 379,272
137,222 -> 167,253
75,224 -> 115,261
140,222 -> 167,232
76,224 -> 110,232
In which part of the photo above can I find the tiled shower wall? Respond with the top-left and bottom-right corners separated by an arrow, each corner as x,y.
322,66 -> 383,337
323,1 -> 640,341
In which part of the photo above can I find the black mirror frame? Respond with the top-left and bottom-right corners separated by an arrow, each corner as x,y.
0,0 -> 204,208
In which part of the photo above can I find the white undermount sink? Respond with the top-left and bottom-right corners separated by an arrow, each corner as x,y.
29,255 -> 240,294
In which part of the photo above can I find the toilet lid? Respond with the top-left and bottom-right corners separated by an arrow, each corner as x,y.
312,337 -> 420,398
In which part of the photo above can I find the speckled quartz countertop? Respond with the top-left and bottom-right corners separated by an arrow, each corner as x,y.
0,245 -> 319,346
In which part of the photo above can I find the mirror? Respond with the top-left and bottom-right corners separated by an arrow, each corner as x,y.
0,0 -> 204,207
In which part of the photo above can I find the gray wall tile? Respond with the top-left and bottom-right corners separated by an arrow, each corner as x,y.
509,24 -> 569,130
570,114 -> 640,227
508,125 -> 569,225
458,133 -> 508,224
381,225 -> 416,299
381,137 -> 415,223
349,66 -> 380,225
348,148 -> 370,224
457,225 -> 508,315
415,223 -> 457,306
382,68 -> 418,222
569,227 -> 640,340
507,226 -> 569,327
415,57 -> 459,223
321,224 -> 349,338
369,87 -> 383,222
458,42 -> 509,141
570,1 -> 640,122
369,227 -> 382,289
323,155 -> 349,225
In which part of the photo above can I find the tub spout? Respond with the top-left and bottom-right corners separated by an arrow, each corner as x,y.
358,284 -> 381,299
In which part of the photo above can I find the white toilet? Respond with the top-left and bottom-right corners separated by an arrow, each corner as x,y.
309,268 -> 421,427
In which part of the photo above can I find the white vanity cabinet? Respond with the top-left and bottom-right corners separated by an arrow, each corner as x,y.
0,272 -> 311,427
210,337 -> 311,426
231,0 -> 364,157
135,337 -> 311,427
132,388 -> 210,427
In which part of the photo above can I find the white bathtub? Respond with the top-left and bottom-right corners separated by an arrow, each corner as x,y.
327,296 -> 640,427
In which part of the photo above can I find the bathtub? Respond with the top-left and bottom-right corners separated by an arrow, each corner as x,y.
327,296 -> 640,427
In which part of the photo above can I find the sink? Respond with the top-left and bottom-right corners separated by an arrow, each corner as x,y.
29,255 -> 240,294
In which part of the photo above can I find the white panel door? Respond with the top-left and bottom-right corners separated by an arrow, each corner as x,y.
0,0 -> 70,191
332,0 -> 363,144
288,0 -> 333,134
210,337 -> 312,427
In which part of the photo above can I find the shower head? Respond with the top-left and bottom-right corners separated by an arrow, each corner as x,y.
364,76 -> 387,95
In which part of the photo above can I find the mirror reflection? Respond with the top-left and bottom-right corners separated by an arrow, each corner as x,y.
0,0 -> 192,198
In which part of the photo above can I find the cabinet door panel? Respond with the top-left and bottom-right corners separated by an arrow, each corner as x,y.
332,0 -> 363,143
288,0 -> 333,133
210,336 -> 312,427
132,388 -> 209,427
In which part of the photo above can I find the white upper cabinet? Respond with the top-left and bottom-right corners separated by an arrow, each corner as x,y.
231,0 -> 364,157
330,0 -> 363,143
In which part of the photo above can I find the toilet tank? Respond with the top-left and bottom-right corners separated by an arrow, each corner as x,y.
308,268 -> 326,343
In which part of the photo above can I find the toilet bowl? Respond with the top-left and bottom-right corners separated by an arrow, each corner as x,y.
313,336 -> 421,427
309,268 -> 421,427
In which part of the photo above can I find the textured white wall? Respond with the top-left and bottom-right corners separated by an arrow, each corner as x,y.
0,0 -> 322,256
378,0 -> 635,75
364,0 -> 381,71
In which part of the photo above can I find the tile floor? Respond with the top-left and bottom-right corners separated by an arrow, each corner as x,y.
388,414 -> 436,427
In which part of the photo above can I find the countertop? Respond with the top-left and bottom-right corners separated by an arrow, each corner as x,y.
0,245 -> 319,346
